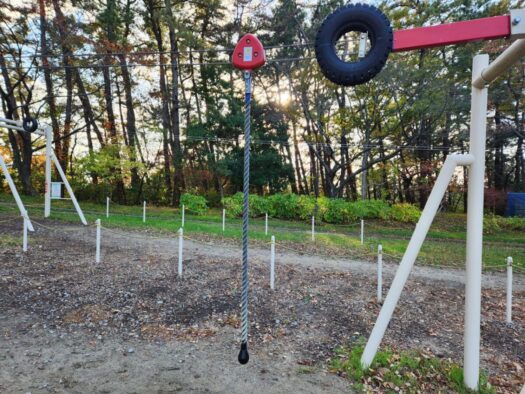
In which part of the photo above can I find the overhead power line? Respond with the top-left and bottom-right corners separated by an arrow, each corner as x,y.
13,42 -> 315,60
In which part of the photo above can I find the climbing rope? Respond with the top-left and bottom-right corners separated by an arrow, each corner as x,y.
238,70 -> 252,365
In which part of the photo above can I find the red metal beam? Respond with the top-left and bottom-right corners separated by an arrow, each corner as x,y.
393,15 -> 511,52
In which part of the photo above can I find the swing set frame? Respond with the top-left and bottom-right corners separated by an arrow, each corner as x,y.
0,116 -> 87,228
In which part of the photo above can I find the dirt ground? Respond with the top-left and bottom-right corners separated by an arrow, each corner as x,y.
0,218 -> 524,393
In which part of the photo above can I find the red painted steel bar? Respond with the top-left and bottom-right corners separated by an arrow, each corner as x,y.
393,15 -> 511,52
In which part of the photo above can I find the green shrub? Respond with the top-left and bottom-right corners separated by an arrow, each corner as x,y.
296,195 -> 317,220
180,193 -> 208,215
267,193 -> 299,219
388,203 -> 421,223
483,215 -> 525,234
324,199 -> 355,224
222,192 -> 243,217
249,194 -> 271,217
352,199 -> 391,219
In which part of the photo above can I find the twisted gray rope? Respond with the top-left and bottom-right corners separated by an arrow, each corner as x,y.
240,71 -> 251,350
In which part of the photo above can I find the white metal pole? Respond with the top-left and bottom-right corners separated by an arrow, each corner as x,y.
311,216 -> 315,241
506,256 -> 513,324
377,244 -> 383,302
44,126 -> 52,218
270,235 -> 275,290
182,204 -> 185,227
464,54 -> 489,391
361,219 -> 364,245
0,154 -> 34,231
143,201 -> 146,223
265,213 -> 268,236
95,219 -> 101,263
51,152 -> 87,225
22,215 -> 28,252
222,208 -> 226,232
360,153 -> 474,368
106,197 -> 110,218
472,39 -> 525,89
178,227 -> 183,276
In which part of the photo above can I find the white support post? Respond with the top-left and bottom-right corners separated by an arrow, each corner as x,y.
51,152 -> 87,225
377,244 -> 383,302
44,126 -> 52,218
360,153 -> 474,369
361,219 -> 364,245
506,257 -> 513,324
182,204 -> 185,227
270,235 -> 275,290
265,213 -> 268,236
178,227 -> 183,276
22,214 -> 28,252
95,219 -> 101,263
222,208 -> 226,232
311,216 -> 315,241
0,154 -> 34,232
143,201 -> 146,223
463,54 -> 489,391
106,197 -> 110,218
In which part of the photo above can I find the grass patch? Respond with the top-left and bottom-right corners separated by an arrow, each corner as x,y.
330,343 -> 495,393
0,234 -> 20,247
0,193 -> 524,271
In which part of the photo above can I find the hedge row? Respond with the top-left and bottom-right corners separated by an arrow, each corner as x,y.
220,193 -> 422,224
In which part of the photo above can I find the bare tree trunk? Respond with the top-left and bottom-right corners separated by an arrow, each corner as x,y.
164,0 -> 185,205
0,55 -> 36,195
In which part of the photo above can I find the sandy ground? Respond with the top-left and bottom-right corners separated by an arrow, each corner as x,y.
0,218 -> 524,393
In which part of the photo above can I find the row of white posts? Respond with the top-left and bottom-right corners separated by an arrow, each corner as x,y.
103,202 -> 371,245
106,199 -> 187,227
105,199 -> 371,243
91,218 -> 278,289
22,218 -> 514,321
374,244 -> 515,323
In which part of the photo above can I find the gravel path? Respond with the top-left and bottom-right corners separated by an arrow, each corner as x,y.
0,220 -> 523,393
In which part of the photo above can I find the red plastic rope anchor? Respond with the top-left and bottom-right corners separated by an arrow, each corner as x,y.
232,34 -> 266,71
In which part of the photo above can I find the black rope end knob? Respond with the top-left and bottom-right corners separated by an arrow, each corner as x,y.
238,342 -> 249,364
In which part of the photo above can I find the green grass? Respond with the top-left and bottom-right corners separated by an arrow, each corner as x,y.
330,343 -> 495,393
0,193 -> 523,271
0,233 -> 21,247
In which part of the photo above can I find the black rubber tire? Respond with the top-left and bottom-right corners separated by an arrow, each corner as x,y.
315,4 -> 393,86
22,117 -> 38,133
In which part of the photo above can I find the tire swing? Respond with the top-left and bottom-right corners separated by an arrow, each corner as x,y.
315,3 -> 393,86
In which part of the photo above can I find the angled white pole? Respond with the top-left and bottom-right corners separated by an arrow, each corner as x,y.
361,219 -> 364,245
360,153 -> 474,368
506,256 -> 513,324
106,197 -> 110,218
0,154 -> 34,231
44,126 -> 52,218
178,227 -> 183,276
182,204 -> 185,227
463,54 -> 489,390
51,151 -> 87,225
377,244 -> 383,302
265,213 -> 268,236
222,208 -> 226,232
22,214 -> 28,252
95,219 -> 101,263
270,235 -> 275,290
143,201 -> 146,223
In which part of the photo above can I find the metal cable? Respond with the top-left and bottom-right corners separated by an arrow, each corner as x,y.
239,71 -> 252,363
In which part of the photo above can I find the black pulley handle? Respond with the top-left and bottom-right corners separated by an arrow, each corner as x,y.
315,3 -> 393,86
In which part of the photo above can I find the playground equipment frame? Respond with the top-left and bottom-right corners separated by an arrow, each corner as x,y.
358,9 -> 525,391
0,117 -> 87,225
